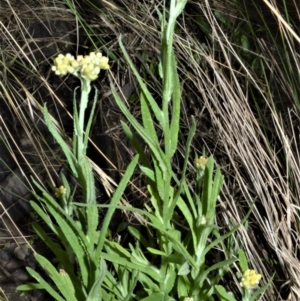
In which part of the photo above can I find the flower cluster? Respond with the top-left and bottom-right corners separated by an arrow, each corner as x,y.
194,156 -> 208,171
197,215 -> 207,226
240,269 -> 262,289
51,52 -> 110,81
55,185 -> 67,197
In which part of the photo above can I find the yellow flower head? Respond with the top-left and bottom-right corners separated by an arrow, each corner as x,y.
52,53 -> 77,76
55,185 -> 67,197
52,52 -> 110,81
240,269 -> 262,289
90,52 -> 110,70
194,156 -> 208,171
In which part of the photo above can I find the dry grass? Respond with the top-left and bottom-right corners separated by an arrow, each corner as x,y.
0,0 -> 300,300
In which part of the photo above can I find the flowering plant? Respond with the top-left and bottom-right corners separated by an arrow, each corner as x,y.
18,1 -> 271,301
18,50 -> 139,300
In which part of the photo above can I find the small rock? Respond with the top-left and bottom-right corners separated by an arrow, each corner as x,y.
14,245 -> 31,261
11,268 -> 31,282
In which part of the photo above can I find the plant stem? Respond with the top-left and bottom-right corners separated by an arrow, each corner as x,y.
77,79 -> 91,161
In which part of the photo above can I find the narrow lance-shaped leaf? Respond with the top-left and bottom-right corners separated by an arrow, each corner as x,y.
111,85 -> 168,174
140,91 -> 160,147
169,50 -> 181,157
100,252 -> 160,280
215,285 -> 238,301
94,154 -> 139,259
207,167 -> 223,220
118,37 -> 165,128
19,268 -> 66,301
167,117 -> 196,223
31,222 -> 76,275
239,250 -> 249,272
121,121 -> 151,169
34,254 -> 79,301
86,259 -> 107,301
77,156 -> 98,241
43,105 -> 78,177
39,198 -> 90,288
201,156 -> 214,217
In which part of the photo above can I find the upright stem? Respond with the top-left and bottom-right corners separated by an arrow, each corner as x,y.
77,79 -> 91,161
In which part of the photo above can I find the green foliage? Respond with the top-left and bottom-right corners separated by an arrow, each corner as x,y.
18,1 -> 269,301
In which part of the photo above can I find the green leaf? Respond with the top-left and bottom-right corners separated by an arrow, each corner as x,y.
128,226 -> 151,248
21,267 -> 66,301
172,116 -> 197,215
86,259 -> 107,301
77,156 -> 98,240
34,254 -> 78,301
118,37 -> 165,129
177,276 -> 190,299
207,166 -> 223,220
112,85 -> 168,174
152,155 -> 166,202
105,240 -> 132,258
196,16 -> 211,35
201,156 -> 214,217
100,252 -> 160,280
32,222 -> 75,272
238,250 -> 249,272
17,283 -> 46,290
133,272 -> 160,292
38,198 -> 90,288
241,35 -> 249,51
169,51 -> 181,157
182,180 -> 197,217
215,285 -> 237,301
146,222 -> 196,269
140,166 -> 155,181
122,270 -> 139,301
147,247 -> 167,256
178,261 -> 190,276
176,196 -> 197,251
147,184 -> 163,219
214,11 -> 231,27
140,91 -> 160,146
30,201 -> 58,235
43,105 -> 78,177
196,258 -> 237,289
121,121 -> 151,169
203,223 -> 240,257
140,292 -> 165,301
31,178 -> 92,252
163,268 -> 176,294
102,271 -> 123,299
95,154 -> 139,259
130,244 -> 151,266
56,269 -> 78,301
